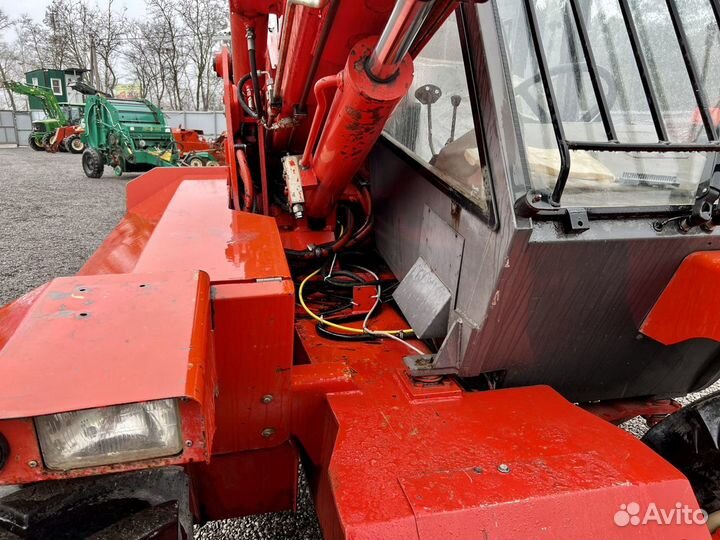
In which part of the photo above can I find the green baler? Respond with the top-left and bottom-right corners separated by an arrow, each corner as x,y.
82,95 -> 216,178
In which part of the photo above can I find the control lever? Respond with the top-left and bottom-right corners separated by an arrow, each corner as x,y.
446,95 -> 462,145
415,84 -> 442,157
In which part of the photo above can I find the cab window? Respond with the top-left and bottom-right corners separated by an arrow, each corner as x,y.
495,0 -> 720,209
384,11 -> 495,220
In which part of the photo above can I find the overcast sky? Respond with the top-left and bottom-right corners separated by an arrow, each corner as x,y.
0,0 -> 147,22
0,0 -> 148,47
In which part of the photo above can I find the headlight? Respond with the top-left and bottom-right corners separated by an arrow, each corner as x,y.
35,399 -> 183,471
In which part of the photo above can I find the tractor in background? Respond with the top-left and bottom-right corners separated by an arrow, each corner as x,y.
4,80 -> 85,153
81,94 -> 221,178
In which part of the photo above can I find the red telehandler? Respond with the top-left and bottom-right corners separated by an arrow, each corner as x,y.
3,0 -> 720,538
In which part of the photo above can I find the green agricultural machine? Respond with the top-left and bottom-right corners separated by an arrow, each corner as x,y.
4,80 -> 85,153
82,95 -> 217,178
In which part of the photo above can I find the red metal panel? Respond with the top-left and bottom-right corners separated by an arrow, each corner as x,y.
642,251 -> 720,345
80,168 -> 230,276
211,280 -> 295,454
292,318 -> 709,539
132,180 -> 290,283
399,463 -> 697,539
0,271 -> 211,419
290,363 -> 355,464
322,387 -> 708,539
125,167 -> 228,216
190,442 -> 299,520
0,284 -> 49,350
78,213 -> 156,275
0,269 -> 216,485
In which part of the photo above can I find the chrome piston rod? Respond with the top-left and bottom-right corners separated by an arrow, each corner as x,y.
366,0 -> 435,81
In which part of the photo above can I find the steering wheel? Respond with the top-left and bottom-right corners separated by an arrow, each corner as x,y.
514,63 -> 617,124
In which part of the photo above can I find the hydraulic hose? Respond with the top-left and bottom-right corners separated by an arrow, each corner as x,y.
235,147 -> 255,211
236,73 -> 258,119
285,206 -> 355,259
246,28 -> 264,122
345,185 -> 373,249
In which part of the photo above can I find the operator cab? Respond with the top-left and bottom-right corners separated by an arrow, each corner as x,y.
375,0 -> 720,403
62,104 -> 85,127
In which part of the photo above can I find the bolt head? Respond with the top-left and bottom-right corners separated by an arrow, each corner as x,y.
261,394 -> 274,404
261,427 -> 276,438
497,463 -> 511,474
27,460 -> 38,468
184,440 -> 193,448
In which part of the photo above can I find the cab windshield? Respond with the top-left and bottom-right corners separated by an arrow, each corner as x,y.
62,105 -> 85,126
495,0 -> 720,208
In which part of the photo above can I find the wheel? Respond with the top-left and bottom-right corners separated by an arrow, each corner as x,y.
67,136 -> 85,154
206,159 -> 219,167
41,134 -> 52,150
643,391 -> 720,514
82,148 -> 104,178
28,134 -> 44,151
188,157 -> 204,167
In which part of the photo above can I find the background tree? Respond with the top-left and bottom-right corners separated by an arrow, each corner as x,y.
0,0 -> 228,110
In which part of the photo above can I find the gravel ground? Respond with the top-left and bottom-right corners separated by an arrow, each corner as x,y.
0,147 -> 130,304
1,146 -> 718,536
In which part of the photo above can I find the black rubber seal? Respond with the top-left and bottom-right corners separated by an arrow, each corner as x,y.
0,433 -> 9,471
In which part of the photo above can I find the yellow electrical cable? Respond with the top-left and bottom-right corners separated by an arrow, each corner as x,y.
298,268 -> 415,337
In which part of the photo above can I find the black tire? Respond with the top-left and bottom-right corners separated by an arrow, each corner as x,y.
82,148 -> 104,178
41,134 -> 51,150
28,134 -> 44,151
67,136 -> 85,154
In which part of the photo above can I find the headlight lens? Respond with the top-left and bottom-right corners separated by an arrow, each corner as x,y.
35,399 -> 183,471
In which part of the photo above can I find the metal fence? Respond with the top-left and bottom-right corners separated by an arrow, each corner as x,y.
0,111 -> 33,146
163,111 -> 226,138
0,110 -> 226,147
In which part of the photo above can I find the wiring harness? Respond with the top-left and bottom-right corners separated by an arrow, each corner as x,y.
297,254 -> 424,354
